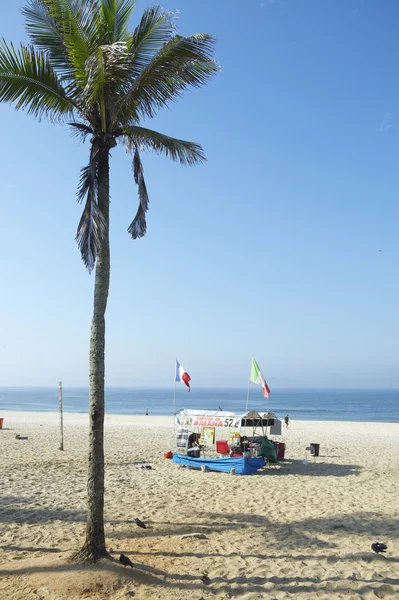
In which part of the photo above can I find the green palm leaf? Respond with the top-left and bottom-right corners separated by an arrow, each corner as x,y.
0,39 -> 75,119
127,6 -> 175,76
127,146 -> 149,239
122,125 -> 206,166
84,45 -> 106,127
83,41 -> 130,129
100,0 -> 136,44
23,0 -> 72,74
69,120 -> 94,140
4,1 -> 217,257
118,33 -> 218,120
76,138 -> 106,270
23,0 -> 98,87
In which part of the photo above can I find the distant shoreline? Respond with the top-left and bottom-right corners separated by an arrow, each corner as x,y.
0,409 -> 398,425
1,386 -> 399,390
1,387 -> 397,423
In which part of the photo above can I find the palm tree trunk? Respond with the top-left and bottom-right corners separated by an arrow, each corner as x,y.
76,145 -> 111,561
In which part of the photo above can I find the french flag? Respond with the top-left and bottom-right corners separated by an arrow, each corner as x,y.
175,359 -> 191,392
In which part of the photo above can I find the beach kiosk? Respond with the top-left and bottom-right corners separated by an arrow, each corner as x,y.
173,409 -> 282,474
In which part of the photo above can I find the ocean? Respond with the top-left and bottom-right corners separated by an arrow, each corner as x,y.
0,387 -> 398,422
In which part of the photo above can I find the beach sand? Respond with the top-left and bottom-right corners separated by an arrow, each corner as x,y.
0,410 -> 398,600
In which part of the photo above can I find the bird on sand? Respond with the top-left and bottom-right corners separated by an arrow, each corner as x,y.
135,517 -> 146,529
201,572 -> 210,585
371,542 -> 388,555
119,553 -> 134,568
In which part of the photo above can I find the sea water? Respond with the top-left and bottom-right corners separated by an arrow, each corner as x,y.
0,387 -> 398,423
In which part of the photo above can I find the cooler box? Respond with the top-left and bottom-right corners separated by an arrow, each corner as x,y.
273,441 -> 286,460
269,419 -> 282,435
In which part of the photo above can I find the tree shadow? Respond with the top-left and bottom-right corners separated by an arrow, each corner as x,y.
0,545 -> 62,553
107,522 -> 208,540
258,458 -> 362,477
111,510 -> 399,553
1,496 -> 32,506
2,509 -> 399,597
0,558 -> 207,591
106,460 -> 153,467
194,510 -> 399,546
0,505 -> 86,524
129,548 -> 399,565
1,554 -> 398,597
2,503 -> 398,597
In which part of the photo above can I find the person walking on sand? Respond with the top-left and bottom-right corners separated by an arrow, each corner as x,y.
285,414 -> 289,428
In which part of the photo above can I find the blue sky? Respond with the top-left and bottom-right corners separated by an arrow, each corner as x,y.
0,0 -> 398,388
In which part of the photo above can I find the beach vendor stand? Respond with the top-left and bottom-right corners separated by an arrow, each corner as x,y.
173,409 -> 283,474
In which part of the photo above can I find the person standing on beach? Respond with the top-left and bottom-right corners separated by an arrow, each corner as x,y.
285,415 -> 289,428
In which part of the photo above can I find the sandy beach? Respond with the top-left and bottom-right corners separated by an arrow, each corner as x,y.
1,410 -> 398,600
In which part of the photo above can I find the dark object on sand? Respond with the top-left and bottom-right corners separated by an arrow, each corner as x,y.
135,517 -> 146,529
15,434 -> 28,440
120,553 -> 134,567
310,443 -> 320,457
372,542 -> 387,554
201,573 -> 210,585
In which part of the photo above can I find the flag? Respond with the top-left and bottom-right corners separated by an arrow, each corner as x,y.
249,357 -> 271,398
175,359 -> 191,392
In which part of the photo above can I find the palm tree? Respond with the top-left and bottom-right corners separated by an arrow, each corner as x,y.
0,0 -> 217,561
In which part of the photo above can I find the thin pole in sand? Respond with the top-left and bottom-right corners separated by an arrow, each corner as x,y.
172,375 -> 176,437
58,381 -> 64,451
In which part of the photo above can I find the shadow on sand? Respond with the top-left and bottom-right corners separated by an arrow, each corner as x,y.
258,458 -> 362,477
1,509 -> 399,597
0,551 -> 398,597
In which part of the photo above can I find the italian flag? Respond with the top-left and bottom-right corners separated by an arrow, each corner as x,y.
250,357 -> 271,398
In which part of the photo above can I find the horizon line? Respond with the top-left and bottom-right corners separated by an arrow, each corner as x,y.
0,385 -> 398,391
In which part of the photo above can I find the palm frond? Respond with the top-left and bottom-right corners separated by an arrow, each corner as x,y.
76,138 -> 105,270
127,146 -> 149,239
0,39 -> 76,120
127,6 -> 175,76
68,0 -> 103,43
23,0 -> 72,74
83,45 -> 106,126
83,41 -> 129,128
100,0 -> 136,44
122,125 -> 206,166
117,33 -> 218,120
23,0 -> 98,87
69,120 -> 94,140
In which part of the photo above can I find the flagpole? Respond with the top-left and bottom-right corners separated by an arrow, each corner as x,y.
173,381 -> 176,422
173,361 -> 177,439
